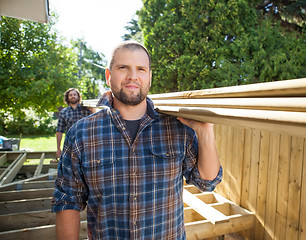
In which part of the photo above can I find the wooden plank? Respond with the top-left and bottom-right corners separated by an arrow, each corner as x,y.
299,139 -> 306,240
274,134 -> 291,240
153,97 -> 306,112
0,209 -> 87,231
183,189 -> 229,224
231,127 -> 245,205
149,78 -> 306,99
18,164 -> 58,175
0,220 -> 87,240
0,153 -> 7,165
286,136 -> 304,240
34,153 -> 45,177
255,131 -> 270,239
0,151 -> 56,162
0,180 -> 54,191
240,128 -> 252,210
264,133 -> 281,240
223,125 -> 233,200
0,153 -> 27,185
0,197 -> 52,215
154,106 -> 306,137
0,188 -> 54,201
0,154 -> 22,182
185,214 -> 254,240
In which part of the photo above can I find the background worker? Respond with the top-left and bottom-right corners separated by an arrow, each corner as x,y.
56,88 -> 92,158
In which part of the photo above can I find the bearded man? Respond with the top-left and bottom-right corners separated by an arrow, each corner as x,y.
56,88 -> 92,158
52,42 -> 222,239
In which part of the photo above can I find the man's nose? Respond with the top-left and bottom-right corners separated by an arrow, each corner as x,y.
128,69 -> 138,80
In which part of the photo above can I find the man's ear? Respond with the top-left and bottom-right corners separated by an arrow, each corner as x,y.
149,70 -> 152,87
105,68 -> 111,86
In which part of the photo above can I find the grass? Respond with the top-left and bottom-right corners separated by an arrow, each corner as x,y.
7,134 -> 57,151
6,134 -> 65,164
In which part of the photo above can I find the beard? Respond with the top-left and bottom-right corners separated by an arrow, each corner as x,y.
112,85 -> 149,106
68,97 -> 79,104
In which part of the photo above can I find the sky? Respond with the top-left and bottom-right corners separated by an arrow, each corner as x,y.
49,0 -> 143,62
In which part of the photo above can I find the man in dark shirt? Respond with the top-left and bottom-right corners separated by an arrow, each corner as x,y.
56,88 -> 92,158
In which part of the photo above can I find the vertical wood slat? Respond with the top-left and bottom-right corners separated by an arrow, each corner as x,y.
263,133 -> 280,240
299,141 -> 306,240
286,137 -> 304,239
274,134 -> 291,240
0,154 -> 7,165
240,128 -> 252,210
231,127 -> 245,206
34,153 -> 45,177
255,131 -> 270,240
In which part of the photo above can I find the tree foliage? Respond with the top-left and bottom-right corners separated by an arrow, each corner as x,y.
72,39 -> 107,99
138,0 -> 306,93
122,18 -> 144,43
0,16 -> 78,117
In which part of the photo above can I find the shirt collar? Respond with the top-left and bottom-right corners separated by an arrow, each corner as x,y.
68,103 -> 81,110
96,91 -> 159,119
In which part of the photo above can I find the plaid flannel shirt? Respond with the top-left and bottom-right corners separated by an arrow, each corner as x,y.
52,92 -> 222,240
56,104 -> 92,133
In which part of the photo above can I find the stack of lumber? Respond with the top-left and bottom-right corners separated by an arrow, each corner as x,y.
149,78 -> 306,137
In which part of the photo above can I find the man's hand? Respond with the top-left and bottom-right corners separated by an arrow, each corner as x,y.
177,117 -> 214,135
56,148 -> 62,159
177,117 -> 220,181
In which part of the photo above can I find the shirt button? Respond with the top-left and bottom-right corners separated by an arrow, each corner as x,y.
112,109 -> 117,113
134,196 -> 137,200
122,127 -> 126,131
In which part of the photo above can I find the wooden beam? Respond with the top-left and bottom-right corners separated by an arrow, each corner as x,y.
0,188 -> 54,201
18,163 -> 58,175
0,151 -> 56,162
155,106 -> 306,137
0,154 -> 7,165
0,180 -> 55,191
0,153 -> 27,185
0,197 -> 52,215
150,78 -> 306,99
34,153 -> 45,177
0,221 -> 87,240
0,209 -> 87,232
153,97 -> 306,112
183,189 -> 229,224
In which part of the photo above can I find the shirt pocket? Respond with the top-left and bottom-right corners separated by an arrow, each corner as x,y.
81,157 -> 114,197
149,146 -> 184,186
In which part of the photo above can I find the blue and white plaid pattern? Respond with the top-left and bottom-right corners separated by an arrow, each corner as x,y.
56,104 -> 92,133
52,92 -> 223,240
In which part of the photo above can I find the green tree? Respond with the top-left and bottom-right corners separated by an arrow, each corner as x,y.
122,18 -> 144,43
0,16 -> 79,134
72,39 -> 107,99
0,16 -> 78,116
138,0 -> 306,93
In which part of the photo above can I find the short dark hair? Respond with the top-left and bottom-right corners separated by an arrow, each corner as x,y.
64,88 -> 81,105
108,41 -> 151,71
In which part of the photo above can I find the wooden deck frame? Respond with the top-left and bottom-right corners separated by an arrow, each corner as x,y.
0,164 -> 253,239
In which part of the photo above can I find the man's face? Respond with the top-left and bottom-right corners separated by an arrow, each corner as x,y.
68,90 -> 79,104
106,48 -> 151,106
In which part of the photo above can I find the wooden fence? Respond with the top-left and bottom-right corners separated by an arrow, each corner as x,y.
148,78 -> 306,240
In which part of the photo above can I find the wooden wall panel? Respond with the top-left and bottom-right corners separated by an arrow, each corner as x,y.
274,135 -> 291,240
286,136 -> 304,239
214,125 -> 306,240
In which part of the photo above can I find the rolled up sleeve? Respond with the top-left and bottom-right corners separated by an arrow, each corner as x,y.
51,127 -> 88,212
